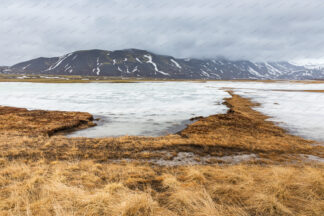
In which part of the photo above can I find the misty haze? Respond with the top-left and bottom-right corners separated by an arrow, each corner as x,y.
0,1 -> 323,216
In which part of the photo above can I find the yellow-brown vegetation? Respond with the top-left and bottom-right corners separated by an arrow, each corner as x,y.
0,92 -> 323,215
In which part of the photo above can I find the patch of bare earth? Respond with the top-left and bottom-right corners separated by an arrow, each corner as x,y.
0,92 -> 323,215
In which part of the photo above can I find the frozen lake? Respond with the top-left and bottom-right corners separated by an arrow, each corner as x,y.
0,82 -> 229,137
211,82 -> 324,142
0,81 -> 324,142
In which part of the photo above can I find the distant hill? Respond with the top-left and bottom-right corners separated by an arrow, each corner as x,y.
0,66 -> 9,73
3,49 -> 324,80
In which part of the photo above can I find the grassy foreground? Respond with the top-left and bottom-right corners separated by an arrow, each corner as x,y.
0,93 -> 323,215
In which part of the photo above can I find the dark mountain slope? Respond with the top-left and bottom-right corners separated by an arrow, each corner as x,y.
6,49 -> 324,80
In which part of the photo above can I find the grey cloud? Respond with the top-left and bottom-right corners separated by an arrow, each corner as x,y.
1,0 -> 324,65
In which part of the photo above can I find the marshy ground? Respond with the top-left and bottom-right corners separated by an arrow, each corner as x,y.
0,92 -> 323,215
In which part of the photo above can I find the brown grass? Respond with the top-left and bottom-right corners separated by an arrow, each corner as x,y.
220,87 -> 324,93
2,74 -> 323,84
0,92 -> 323,215
302,90 -> 324,93
0,161 -> 322,215
274,89 -> 324,93
0,106 -> 95,136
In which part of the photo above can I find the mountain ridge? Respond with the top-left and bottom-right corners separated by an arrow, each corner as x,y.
2,49 -> 324,80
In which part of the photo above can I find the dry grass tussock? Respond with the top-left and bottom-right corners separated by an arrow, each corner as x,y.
0,160 -> 323,215
0,92 -> 323,215
0,106 -> 95,136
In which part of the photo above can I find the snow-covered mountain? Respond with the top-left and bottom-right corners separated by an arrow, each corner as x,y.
3,49 -> 324,80
0,66 -> 9,73
289,59 -> 324,70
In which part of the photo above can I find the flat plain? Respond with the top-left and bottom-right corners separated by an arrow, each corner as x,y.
0,81 -> 323,215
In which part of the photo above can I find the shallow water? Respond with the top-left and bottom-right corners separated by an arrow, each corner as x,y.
1,81 -> 324,142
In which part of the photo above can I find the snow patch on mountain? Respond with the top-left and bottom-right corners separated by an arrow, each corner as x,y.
22,64 -> 31,70
144,54 -> 169,76
200,70 -> 210,77
248,67 -> 262,77
7,49 -> 324,80
94,57 -> 102,75
64,64 -> 72,73
171,59 -> 182,69
131,66 -> 138,73
46,53 -> 73,71
290,59 -> 324,70
264,63 -> 282,75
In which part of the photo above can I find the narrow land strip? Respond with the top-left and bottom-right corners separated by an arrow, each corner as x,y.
0,92 -> 322,163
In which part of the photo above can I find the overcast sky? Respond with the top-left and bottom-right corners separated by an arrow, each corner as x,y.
1,0 -> 324,65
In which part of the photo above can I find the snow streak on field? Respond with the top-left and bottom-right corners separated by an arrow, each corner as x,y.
0,81 -> 323,141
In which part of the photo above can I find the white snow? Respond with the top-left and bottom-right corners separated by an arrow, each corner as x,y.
136,58 -> 142,63
72,55 -> 78,61
200,70 -> 210,77
248,67 -> 262,77
17,76 -> 27,79
210,72 -> 221,79
93,68 -> 100,75
144,54 -> 170,76
46,53 -> 73,71
206,81 -> 324,142
22,64 -> 31,70
113,59 -> 116,65
264,62 -> 283,75
290,59 -> 324,69
234,88 -> 324,142
132,66 -> 138,73
64,65 -> 72,72
93,57 -> 101,75
158,71 -> 170,76
0,81 -> 323,142
0,82 -> 229,137
170,59 -> 182,69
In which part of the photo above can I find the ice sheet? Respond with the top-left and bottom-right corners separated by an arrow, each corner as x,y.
0,82 -> 229,137
207,81 -> 324,142
1,81 -> 324,142
234,89 -> 324,142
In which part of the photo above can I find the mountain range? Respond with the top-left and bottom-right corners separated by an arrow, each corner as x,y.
1,49 -> 324,80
